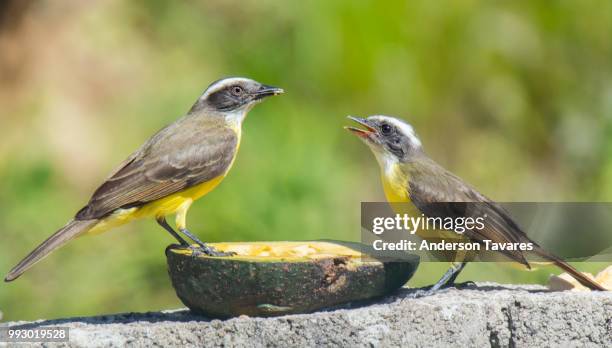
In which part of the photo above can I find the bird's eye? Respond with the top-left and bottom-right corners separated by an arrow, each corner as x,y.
380,123 -> 392,135
231,86 -> 244,96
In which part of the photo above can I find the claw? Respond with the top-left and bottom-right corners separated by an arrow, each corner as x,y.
189,243 -> 236,257
188,245 -> 205,258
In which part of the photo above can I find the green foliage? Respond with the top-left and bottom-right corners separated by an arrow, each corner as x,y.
1,0 -> 611,321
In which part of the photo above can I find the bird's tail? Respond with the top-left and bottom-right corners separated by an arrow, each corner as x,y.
4,219 -> 98,282
533,246 -> 606,291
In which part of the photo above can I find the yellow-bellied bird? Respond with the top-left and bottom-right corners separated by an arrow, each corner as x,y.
5,77 -> 283,282
346,115 -> 605,291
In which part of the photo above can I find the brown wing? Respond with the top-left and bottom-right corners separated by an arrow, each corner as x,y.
407,157 -> 530,266
76,117 -> 238,220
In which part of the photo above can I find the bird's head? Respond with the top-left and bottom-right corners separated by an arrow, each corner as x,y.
191,77 -> 284,116
345,115 -> 422,163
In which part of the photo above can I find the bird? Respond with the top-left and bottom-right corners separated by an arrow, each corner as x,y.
345,115 -> 606,291
5,77 -> 284,282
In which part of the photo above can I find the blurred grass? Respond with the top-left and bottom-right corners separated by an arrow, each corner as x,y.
1,0 -> 612,321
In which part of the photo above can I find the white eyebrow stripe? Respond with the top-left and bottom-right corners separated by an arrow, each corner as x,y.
201,77 -> 254,99
370,115 -> 422,147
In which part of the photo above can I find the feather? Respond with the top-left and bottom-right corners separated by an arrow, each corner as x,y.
5,219 -> 97,282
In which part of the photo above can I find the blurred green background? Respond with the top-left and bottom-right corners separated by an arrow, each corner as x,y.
1,0 -> 611,321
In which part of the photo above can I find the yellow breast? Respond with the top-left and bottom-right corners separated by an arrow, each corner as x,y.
382,165 -> 423,218
381,162 -> 409,203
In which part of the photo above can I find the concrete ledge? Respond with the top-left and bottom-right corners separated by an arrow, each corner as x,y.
3,283 -> 611,347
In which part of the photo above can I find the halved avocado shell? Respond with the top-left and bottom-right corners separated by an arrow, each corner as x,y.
166,241 -> 419,318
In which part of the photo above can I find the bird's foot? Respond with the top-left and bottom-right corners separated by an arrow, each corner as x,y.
419,280 -> 477,297
177,228 -> 235,256
187,245 -> 205,257
448,280 -> 476,289
195,243 -> 236,257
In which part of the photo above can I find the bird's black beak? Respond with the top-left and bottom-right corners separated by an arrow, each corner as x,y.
345,116 -> 376,138
253,84 -> 284,100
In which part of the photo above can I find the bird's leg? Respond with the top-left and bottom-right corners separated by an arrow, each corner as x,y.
177,227 -> 206,246
157,217 -> 189,246
444,262 -> 473,287
174,204 -> 234,257
178,228 -> 236,257
428,262 -> 469,293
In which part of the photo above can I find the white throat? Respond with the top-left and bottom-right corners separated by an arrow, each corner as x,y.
225,109 -> 248,129
372,149 -> 399,178
224,100 -> 259,131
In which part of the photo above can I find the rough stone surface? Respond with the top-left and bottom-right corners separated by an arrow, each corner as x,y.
2,283 -> 611,347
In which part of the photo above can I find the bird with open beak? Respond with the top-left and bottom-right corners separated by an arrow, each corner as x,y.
346,115 -> 606,292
